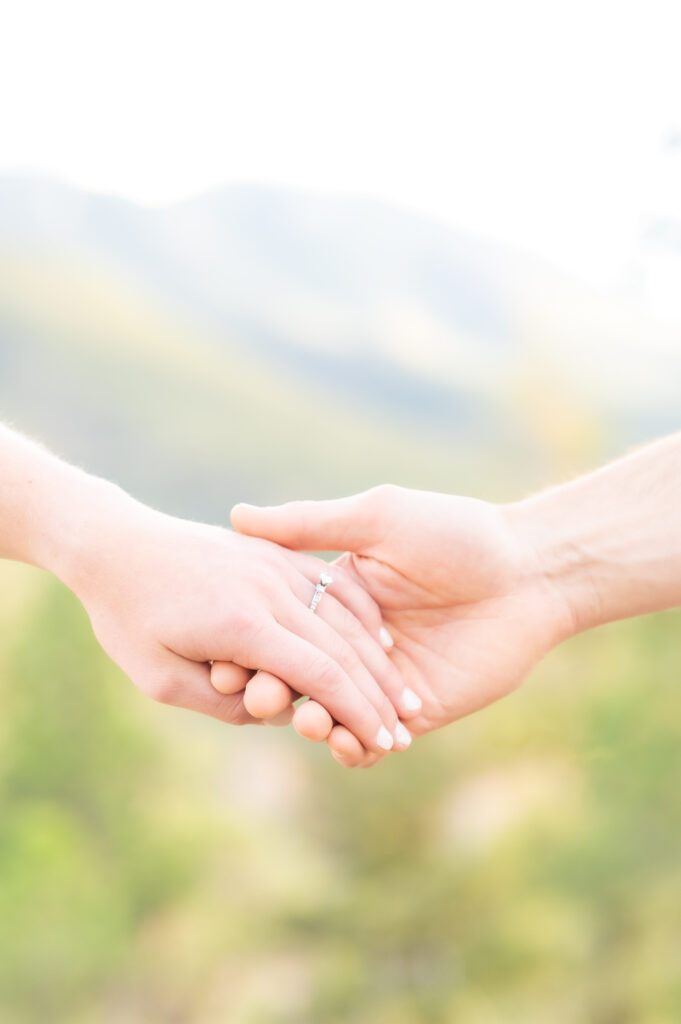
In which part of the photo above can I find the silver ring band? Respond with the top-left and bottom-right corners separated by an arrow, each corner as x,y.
309,571 -> 334,614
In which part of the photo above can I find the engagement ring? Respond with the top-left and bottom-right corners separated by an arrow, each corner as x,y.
309,571 -> 333,614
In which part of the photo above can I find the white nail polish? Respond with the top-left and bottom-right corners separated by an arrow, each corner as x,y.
377,725 -> 394,750
379,626 -> 394,649
395,722 -> 412,747
402,687 -> 422,712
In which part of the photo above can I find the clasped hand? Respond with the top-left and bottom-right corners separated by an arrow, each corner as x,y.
8,425 -> 678,770
210,485 -> 573,768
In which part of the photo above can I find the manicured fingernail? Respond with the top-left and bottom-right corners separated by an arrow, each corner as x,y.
380,626 -> 394,649
402,687 -> 422,712
377,726 -> 394,750
395,722 -> 412,747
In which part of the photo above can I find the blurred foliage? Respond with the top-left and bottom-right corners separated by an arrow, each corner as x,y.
1,181 -> 680,1022
1,563 -> 681,1023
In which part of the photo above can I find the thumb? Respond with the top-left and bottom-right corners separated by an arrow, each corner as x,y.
231,489 -> 390,553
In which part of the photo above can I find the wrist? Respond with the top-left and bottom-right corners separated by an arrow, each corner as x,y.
503,495 -> 603,640
29,460 -> 141,595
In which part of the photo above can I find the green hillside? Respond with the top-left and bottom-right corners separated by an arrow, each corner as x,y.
0,249 -> 502,522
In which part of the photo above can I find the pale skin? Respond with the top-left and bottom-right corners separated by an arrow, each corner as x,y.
0,424 -> 423,753
233,434 -> 681,768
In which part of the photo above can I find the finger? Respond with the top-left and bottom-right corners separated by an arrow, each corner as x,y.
287,552 -> 393,651
211,662 -> 295,726
210,660 -> 253,695
302,561 -> 424,722
231,490 -> 387,553
327,724 -> 385,769
243,671 -> 297,719
260,624 -> 395,754
146,655 -> 262,726
289,597 -> 414,751
310,588 -> 418,722
292,699 -> 334,742
280,601 -> 405,749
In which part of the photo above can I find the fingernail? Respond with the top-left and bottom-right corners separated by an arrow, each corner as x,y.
395,722 -> 412,747
402,687 -> 422,712
380,626 -> 394,649
377,725 -> 394,750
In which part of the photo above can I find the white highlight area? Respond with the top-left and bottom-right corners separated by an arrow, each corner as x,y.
1,0 -> 680,292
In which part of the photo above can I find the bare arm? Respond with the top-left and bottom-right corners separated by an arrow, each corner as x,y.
234,433 -> 681,766
513,433 -> 681,631
0,423 -> 410,751
0,423 -> 99,572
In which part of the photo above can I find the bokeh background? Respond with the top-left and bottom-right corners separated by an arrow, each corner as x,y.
1,3 -> 681,1021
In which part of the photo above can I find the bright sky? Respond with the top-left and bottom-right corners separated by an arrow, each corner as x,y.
1,0 -> 679,287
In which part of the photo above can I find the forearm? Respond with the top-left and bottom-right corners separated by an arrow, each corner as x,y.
0,424 -> 404,745
0,423 -> 131,587
510,433 -> 681,634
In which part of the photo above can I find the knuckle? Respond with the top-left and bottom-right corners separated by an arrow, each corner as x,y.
216,601 -> 242,633
333,638 -> 363,676
226,607 -> 249,639
227,601 -> 268,644
213,691 -> 249,725
312,656 -> 345,698
292,505 -> 309,534
368,483 -> 400,507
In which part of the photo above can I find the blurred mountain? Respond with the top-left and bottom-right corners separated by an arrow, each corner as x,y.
0,175 -> 678,519
0,175 -> 514,409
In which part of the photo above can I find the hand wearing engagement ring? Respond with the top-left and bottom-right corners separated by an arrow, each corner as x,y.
211,555 -> 419,754
0,423 -> 409,752
232,485 -> 551,768
209,554 -> 417,752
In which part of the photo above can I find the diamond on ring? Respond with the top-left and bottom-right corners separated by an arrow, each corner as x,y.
309,571 -> 334,614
